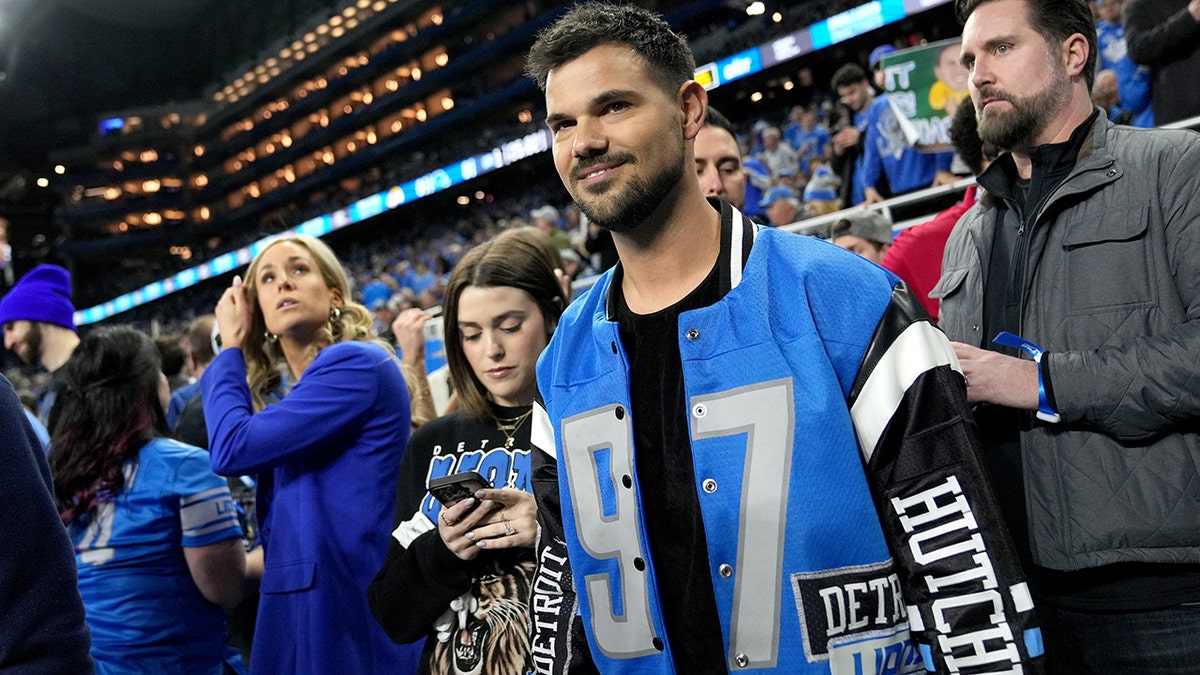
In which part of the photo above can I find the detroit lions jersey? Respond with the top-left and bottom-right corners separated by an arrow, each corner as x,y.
529,200 -> 1043,674
71,436 -> 243,675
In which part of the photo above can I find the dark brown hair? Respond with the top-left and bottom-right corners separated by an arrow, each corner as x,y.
526,3 -> 695,97
442,228 -> 568,419
50,326 -> 168,525
955,0 -> 1097,88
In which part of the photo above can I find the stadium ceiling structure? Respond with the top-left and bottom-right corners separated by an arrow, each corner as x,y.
0,0 -> 336,174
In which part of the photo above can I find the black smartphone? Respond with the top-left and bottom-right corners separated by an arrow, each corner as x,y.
428,471 -> 491,508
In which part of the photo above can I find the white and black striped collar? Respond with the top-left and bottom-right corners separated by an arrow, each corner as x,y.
604,197 -> 757,319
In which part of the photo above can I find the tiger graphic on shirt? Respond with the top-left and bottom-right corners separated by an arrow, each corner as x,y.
429,558 -> 536,675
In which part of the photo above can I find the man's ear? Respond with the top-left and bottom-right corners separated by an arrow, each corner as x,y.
1062,33 -> 1090,81
679,80 -> 708,141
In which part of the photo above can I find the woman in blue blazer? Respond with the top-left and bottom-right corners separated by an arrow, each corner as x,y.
203,234 -> 422,674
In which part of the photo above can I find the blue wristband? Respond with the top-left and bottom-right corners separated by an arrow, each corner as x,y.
991,331 -> 1061,423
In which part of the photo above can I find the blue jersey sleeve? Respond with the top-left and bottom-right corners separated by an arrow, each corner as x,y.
173,448 -> 243,548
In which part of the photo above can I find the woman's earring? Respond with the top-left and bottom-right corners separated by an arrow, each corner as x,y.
329,307 -> 342,322
264,330 -> 279,343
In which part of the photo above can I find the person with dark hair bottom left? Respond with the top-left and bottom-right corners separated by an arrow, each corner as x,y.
51,326 -> 254,674
369,227 -> 570,674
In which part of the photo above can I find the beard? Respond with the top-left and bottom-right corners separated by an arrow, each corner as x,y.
18,322 -> 44,366
975,65 -> 1071,151
569,146 -> 685,236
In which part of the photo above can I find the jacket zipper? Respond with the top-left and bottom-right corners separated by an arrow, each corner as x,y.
1012,158 -> 1117,337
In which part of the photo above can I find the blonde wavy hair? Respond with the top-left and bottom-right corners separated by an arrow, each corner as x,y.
240,234 -> 393,410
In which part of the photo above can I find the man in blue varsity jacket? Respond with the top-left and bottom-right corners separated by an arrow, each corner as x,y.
523,4 -> 1044,673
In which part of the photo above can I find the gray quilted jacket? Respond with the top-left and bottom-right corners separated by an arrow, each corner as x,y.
933,113 -> 1200,571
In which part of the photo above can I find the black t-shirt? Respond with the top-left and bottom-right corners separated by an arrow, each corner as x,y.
608,197 -> 754,671
615,266 -> 726,672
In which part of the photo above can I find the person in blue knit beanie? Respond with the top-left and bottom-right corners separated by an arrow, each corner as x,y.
0,264 -> 79,372
1,264 -> 81,427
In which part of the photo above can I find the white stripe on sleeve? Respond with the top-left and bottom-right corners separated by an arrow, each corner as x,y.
849,321 -> 961,462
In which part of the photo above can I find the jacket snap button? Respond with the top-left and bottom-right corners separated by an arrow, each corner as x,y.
685,328 -> 700,341
702,478 -> 717,493
735,653 -> 749,668
719,563 -> 733,578
614,406 -> 625,420
693,403 -> 706,418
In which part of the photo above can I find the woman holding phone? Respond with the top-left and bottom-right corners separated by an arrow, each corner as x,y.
368,227 -> 569,675
204,234 -> 421,674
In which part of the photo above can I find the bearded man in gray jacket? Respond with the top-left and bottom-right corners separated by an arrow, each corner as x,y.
935,0 -> 1200,671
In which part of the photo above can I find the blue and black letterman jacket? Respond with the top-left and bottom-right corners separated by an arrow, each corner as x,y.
528,200 -> 1044,674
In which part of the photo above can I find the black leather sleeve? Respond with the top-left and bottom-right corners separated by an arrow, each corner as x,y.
850,284 -> 1046,673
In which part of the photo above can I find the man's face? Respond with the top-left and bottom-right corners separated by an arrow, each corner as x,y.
838,81 -> 871,113
694,124 -> 746,209
935,45 -> 970,92
765,199 -> 796,227
833,235 -> 888,264
1098,0 -> 1121,24
545,44 -> 687,233
1094,71 -> 1119,108
961,0 -> 1072,150
3,320 -> 44,366
375,306 -> 398,326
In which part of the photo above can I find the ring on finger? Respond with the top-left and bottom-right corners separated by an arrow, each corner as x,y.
503,518 -> 515,536
441,511 -> 455,527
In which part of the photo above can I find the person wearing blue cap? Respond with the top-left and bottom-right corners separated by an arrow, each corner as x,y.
802,160 -> 842,215
0,264 -> 80,426
868,44 -> 898,88
758,184 -> 804,227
